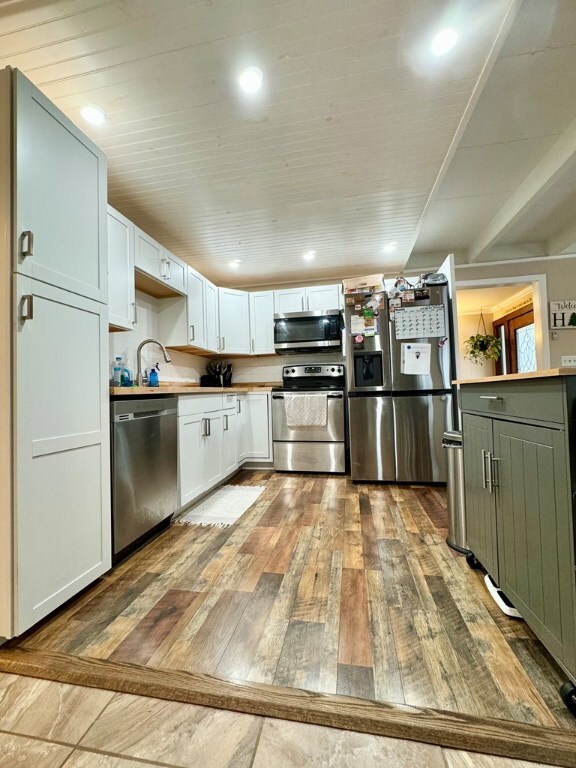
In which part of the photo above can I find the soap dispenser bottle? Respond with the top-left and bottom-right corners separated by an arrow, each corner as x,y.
148,363 -> 159,388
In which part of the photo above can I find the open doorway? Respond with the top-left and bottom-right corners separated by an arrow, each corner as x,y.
454,275 -> 549,379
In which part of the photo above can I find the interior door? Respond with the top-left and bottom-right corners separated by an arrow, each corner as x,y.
14,70 -> 107,303
14,276 -> 111,634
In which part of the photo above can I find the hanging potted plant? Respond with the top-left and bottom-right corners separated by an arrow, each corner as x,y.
464,310 -> 502,364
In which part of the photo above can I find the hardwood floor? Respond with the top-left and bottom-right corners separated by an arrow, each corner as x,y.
3,471 -> 575,745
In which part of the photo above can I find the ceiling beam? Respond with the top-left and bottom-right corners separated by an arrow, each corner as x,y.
468,115 -> 576,262
547,217 -> 576,256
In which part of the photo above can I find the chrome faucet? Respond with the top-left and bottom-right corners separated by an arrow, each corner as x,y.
136,338 -> 172,387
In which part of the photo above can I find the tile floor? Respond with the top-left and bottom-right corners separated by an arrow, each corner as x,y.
0,672 -> 562,767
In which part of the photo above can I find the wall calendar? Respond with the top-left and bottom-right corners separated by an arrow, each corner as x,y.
394,304 -> 446,340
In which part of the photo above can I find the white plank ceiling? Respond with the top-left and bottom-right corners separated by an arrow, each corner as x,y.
1,0 -> 575,285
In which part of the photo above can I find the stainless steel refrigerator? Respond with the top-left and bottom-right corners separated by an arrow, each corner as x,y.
346,283 -> 453,483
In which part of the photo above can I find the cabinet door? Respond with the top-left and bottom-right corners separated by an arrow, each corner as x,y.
107,206 -> 135,330
237,396 -> 247,462
14,71 -> 107,303
135,227 -> 164,281
187,267 -> 206,349
494,420 -> 575,669
462,413 -> 499,582
222,409 -> 238,476
274,288 -> 306,314
218,288 -> 250,354
306,284 -> 341,311
178,413 -> 206,506
163,251 -> 187,295
203,412 -> 223,487
14,277 -> 110,634
249,291 -> 275,354
204,279 -> 220,353
245,393 -> 272,459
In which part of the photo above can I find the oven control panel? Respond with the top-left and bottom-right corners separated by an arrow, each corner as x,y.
282,364 -> 344,378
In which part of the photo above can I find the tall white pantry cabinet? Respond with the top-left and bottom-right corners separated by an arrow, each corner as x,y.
0,68 -> 110,638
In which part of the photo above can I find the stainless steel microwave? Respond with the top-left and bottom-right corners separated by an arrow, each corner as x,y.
273,309 -> 342,354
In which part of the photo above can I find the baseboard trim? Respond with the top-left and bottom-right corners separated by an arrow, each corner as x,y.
0,648 -> 574,768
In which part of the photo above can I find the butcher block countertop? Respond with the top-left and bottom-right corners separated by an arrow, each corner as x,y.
110,383 -> 278,396
454,368 -> 576,385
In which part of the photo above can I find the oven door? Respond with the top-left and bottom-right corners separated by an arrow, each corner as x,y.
272,391 -> 345,442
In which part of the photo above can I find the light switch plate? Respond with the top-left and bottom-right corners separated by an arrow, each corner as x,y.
560,355 -> 576,367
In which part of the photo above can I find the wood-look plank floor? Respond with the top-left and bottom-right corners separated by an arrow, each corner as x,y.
7,470 -> 576,734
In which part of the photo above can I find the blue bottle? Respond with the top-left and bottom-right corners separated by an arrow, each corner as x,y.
148,365 -> 159,387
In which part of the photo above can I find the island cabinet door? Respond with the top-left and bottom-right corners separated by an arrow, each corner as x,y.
462,413 -> 499,583
493,420 -> 576,672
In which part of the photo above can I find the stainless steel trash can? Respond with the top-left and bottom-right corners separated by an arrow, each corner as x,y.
442,431 -> 470,554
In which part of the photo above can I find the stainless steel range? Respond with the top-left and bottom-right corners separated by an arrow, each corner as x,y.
272,364 -> 346,473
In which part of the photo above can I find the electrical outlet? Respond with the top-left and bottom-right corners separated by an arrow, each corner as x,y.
560,355 -> 576,367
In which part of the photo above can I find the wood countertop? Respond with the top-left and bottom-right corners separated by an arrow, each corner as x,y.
110,383 -> 278,396
454,368 -> 576,385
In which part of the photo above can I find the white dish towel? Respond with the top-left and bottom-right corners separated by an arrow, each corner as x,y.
284,393 -> 328,427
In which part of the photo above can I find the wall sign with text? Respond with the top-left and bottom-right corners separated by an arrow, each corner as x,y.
549,300 -> 576,329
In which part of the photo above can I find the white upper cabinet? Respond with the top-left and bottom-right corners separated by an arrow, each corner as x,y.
218,287 -> 250,354
249,291 -> 275,355
158,265 -> 206,349
107,206 -> 135,330
187,266 -> 206,349
274,284 -> 342,314
204,279 -> 220,353
306,284 -> 342,311
14,71 -> 107,304
163,250 -> 187,294
134,227 -> 186,297
274,287 -> 306,314
135,226 -> 164,280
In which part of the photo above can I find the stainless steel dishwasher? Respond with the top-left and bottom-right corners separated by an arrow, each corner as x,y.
111,397 -> 178,561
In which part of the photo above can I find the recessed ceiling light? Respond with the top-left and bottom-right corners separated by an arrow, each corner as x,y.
229,259 -> 241,269
303,250 -> 316,261
383,241 -> 398,253
431,28 -> 458,55
80,105 -> 107,126
239,66 -> 263,94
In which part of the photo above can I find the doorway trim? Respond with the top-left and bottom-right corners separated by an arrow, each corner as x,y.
455,274 -> 550,370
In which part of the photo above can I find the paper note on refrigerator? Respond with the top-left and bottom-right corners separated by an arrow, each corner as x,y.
401,343 -> 431,375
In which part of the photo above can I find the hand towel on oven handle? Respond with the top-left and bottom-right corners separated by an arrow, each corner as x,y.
284,393 -> 328,427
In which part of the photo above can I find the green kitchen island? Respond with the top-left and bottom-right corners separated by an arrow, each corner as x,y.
457,368 -> 576,716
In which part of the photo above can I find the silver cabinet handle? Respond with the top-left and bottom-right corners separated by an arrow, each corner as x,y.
207,417 -> 211,437
20,294 -> 33,321
481,449 -> 488,489
301,296 -> 304,310
224,414 -> 229,431
190,325 -> 195,342
237,399 -> 241,413
251,338 -> 255,353
486,451 -> 494,494
166,259 -> 172,280
306,296 -> 310,310
480,395 -> 503,401
201,418 -> 208,437
160,258 -> 167,278
221,336 -> 225,350
132,301 -> 137,325
20,230 -> 34,258
491,456 -> 500,489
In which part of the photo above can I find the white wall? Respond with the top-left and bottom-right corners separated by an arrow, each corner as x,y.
457,313 -> 496,380
232,352 -> 345,383
109,291 -> 206,383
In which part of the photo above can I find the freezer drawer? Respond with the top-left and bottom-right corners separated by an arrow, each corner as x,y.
273,441 -> 345,473
348,395 -> 395,481
393,394 -> 451,483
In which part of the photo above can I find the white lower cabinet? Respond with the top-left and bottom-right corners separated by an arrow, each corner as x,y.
245,393 -> 272,459
178,391 -> 271,510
